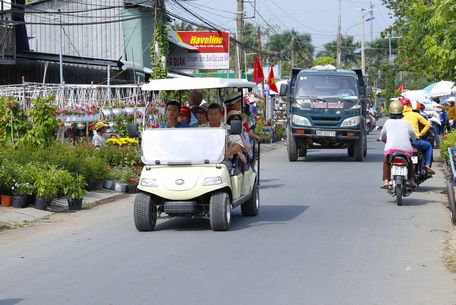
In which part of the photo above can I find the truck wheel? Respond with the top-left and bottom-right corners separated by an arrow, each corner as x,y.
287,128 -> 298,162
241,180 -> 259,216
209,192 -> 231,231
353,133 -> 364,161
134,192 -> 157,231
363,132 -> 368,157
347,144 -> 354,157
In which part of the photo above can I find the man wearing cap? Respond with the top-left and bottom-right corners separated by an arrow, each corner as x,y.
437,97 -> 456,130
160,100 -> 189,128
207,103 -> 244,172
92,121 -> 109,148
224,91 -> 261,142
92,121 -> 119,148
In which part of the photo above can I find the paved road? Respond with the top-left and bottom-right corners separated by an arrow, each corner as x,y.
1,130 -> 455,305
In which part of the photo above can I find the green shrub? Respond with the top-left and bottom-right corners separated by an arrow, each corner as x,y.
440,130 -> 456,162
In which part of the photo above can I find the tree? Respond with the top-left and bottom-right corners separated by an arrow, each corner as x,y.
151,0 -> 169,79
313,56 -> 336,66
317,36 -> 360,69
382,0 -> 456,80
265,30 -> 314,76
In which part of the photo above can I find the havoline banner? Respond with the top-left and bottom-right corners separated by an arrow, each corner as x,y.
170,31 -> 230,70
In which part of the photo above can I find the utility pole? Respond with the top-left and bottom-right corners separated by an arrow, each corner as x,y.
235,0 -> 244,79
369,0 -> 374,42
290,32 -> 295,69
361,8 -> 366,76
336,0 -> 342,69
58,8 -> 64,85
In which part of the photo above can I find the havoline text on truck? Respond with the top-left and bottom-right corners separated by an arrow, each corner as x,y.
279,66 -> 372,161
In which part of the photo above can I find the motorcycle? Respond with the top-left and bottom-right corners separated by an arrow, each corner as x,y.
386,152 -> 417,206
412,147 -> 433,186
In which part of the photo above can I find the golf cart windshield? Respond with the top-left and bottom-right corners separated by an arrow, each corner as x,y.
141,128 -> 226,165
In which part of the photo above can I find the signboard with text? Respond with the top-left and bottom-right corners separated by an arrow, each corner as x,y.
169,31 -> 229,70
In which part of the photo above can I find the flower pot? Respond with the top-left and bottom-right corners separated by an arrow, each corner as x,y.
103,180 -> 114,189
94,180 -> 104,190
126,184 -> 138,194
113,182 -> 127,193
1,195 -> 12,207
12,195 -> 29,208
34,197 -> 51,210
67,198 -> 83,210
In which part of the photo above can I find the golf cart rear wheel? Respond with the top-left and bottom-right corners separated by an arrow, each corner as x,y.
241,180 -> 259,216
134,192 -> 157,231
209,192 -> 231,231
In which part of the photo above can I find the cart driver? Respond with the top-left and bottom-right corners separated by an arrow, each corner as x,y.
207,103 -> 244,173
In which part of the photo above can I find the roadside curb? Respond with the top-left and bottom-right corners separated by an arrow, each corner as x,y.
0,190 -> 133,231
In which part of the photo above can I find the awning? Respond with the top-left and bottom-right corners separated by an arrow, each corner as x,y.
120,61 -> 192,78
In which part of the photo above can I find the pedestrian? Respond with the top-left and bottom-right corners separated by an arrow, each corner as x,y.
437,97 -> 456,130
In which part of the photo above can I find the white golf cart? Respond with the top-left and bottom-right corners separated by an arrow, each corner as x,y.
133,78 -> 259,231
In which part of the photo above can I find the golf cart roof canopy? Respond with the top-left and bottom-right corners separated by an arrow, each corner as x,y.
142,77 -> 257,91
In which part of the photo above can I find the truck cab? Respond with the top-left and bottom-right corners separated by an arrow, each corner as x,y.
280,66 -> 370,161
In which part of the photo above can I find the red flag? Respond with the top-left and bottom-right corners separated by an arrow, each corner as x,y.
395,85 -> 404,93
252,56 -> 264,84
267,67 -> 279,93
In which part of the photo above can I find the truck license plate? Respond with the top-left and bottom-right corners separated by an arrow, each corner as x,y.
391,166 -> 407,176
316,130 -> 336,137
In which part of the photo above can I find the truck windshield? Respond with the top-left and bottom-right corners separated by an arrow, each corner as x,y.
295,75 -> 358,98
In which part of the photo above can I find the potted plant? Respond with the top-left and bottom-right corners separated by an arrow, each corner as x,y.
113,167 -> 130,193
0,162 -> 15,206
11,164 -> 36,208
33,166 -> 60,210
64,175 -> 87,210
103,167 -> 116,189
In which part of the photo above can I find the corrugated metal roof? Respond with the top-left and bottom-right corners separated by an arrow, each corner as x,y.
125,0 -> 156,8
26,0 -> 125,60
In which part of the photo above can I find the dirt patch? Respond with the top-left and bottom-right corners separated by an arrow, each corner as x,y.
444,228 -> 456,272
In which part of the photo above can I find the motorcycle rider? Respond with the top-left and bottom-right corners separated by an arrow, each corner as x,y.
380,100 -> 416,189
400,97 -> 435,175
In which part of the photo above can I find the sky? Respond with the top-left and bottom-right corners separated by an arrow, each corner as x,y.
167,0 -> 394,56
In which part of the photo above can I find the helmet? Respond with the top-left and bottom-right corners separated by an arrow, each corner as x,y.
389,100 -> 404,115
399,98 -> 411,106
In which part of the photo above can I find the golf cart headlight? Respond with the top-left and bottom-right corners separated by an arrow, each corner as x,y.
141,178 -> 159,187
292,115 -> 311,126
341,116 -> 361,127
203,177 -> 222,186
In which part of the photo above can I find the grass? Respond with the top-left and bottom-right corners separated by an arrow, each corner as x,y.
444,228 -> 456,272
